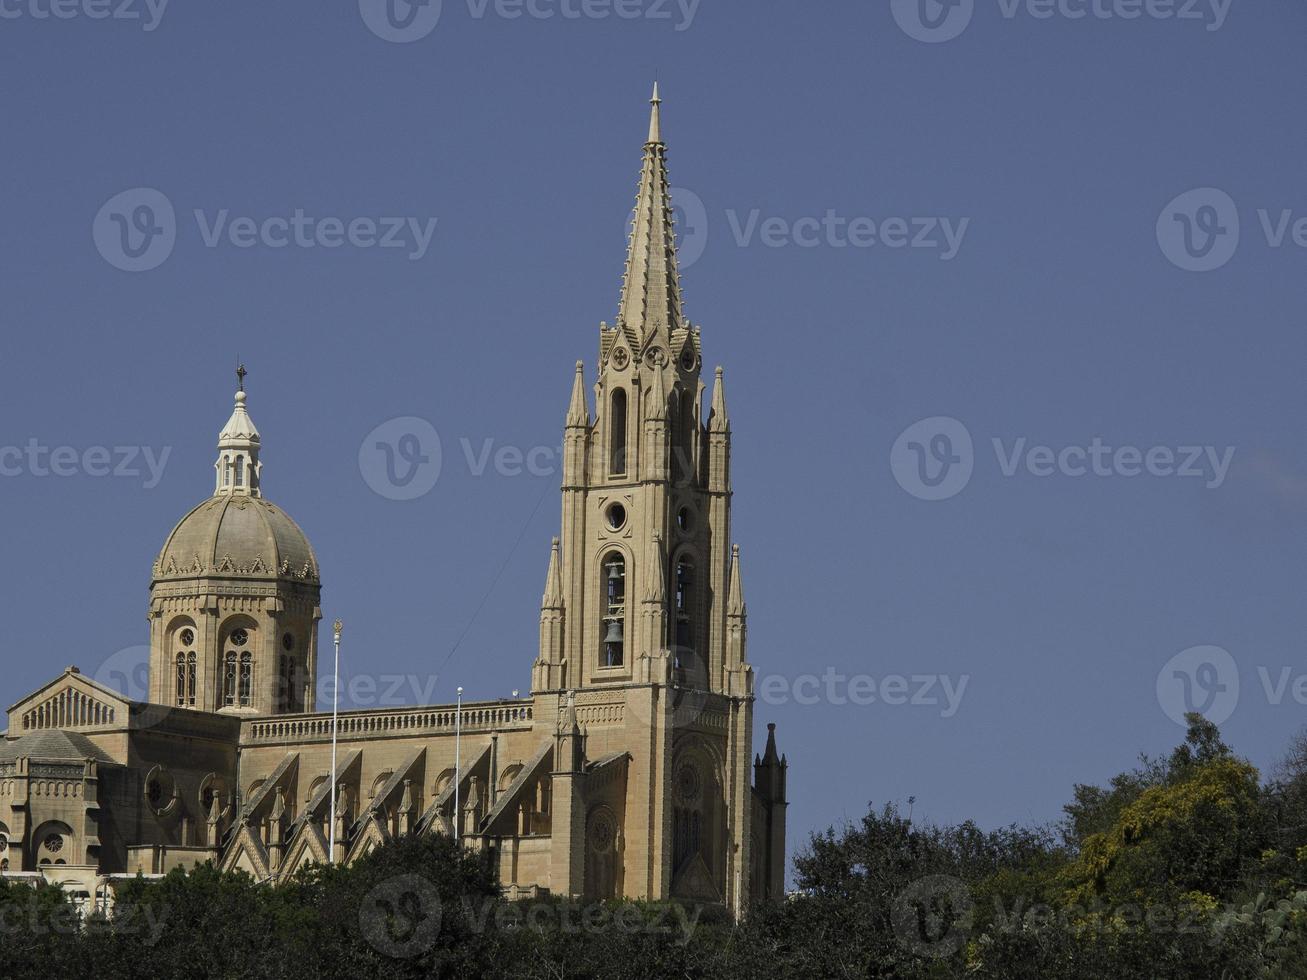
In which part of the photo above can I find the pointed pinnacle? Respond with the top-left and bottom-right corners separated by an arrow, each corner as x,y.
709,366 -> 730,433
762,721 -> 780,765
566,361 -> 590,427
648,82 -> 662,144
542,537 -> 563,609
727,543 -> 746,618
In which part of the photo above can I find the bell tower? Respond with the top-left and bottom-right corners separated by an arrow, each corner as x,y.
530,87 -> 759,913
531,84 -> 748,699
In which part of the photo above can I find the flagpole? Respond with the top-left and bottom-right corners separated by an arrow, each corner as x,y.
454,686 -> 463,838
329,619 -> 342,862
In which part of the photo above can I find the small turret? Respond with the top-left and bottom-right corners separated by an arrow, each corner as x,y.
214,364 -> 262,496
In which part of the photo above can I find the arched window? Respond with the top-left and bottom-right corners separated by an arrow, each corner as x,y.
674,557 -> 695,655
609,389 -> 627,477
239,653 -> 253,707
222,459 -> 231,487
186,652 -> 197,707
234,455 -> 245,487
280,655 -> 295,712
223,653 -> 237,707
601,553 -> 626,668
671,389 -> 695,486
175,653 -> 186,706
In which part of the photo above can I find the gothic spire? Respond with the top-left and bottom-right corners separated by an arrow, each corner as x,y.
617,84 -> 684,341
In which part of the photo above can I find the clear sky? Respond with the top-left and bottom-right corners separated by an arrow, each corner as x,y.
2,1 -> 1306,859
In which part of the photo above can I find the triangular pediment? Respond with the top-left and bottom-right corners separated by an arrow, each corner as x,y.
279,821 -> 330,881
7,670 -> 135,734
671,851 -> 721,904
220,823 -> 271,879
344,810 -> 391,865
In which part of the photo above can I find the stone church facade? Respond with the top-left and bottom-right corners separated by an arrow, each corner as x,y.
0,89 -> 788,917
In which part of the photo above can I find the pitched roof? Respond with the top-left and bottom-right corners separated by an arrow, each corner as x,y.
0,729 -> 116,764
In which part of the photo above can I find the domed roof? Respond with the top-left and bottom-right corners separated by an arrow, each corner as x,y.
152,374 -> 318,586
153,495 -> 319,584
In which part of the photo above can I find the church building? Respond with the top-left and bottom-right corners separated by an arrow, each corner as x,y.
0,88 -> 788,917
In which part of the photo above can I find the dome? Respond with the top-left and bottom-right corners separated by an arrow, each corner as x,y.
152,373 -> 319,586
154,494 -> 318,584
153,495 -> 319,585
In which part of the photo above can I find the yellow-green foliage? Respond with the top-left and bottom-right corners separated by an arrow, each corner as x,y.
1063,758 -> 1261,906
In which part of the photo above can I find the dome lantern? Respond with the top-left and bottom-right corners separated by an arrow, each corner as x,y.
215,364 -> 262,497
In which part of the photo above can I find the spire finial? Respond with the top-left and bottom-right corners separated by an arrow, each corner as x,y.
647,82 -> 662,145
618,84 -> 683,335
236,362 -> 247,393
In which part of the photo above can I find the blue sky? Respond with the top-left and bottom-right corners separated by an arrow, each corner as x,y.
3,0 -> 1306,858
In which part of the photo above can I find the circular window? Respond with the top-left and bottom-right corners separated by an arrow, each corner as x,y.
605,503 -> 627,531
0,835 -> 8,854
675,761 -> 702,804
179,628 -> 195,646
282,633 -> 295,651
146,780 -> 162,805
676,507 -> 693,533
230,628 -> 249,647
43,833 -> 64,854
589,809 -> 616,854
